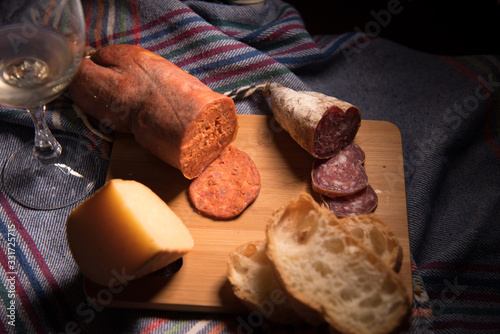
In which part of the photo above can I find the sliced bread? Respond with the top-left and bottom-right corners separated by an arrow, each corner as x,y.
227,240 -> 306,325
339,214 -> 403,272
265,193 -> 411,334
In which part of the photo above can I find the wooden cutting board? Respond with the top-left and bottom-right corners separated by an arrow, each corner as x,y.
84,115 -> 412,313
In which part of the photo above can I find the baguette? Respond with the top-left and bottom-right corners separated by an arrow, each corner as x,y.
227,213 -> 403,326
339,214 -> 403,272
265,193 -> 410,334
227,203 -> 407,330
227,240 -> 305,325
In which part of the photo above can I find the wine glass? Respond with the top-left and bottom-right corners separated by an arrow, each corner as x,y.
0,0 -> 97,210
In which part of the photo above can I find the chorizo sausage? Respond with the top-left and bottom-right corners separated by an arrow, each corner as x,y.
69,44 -> 238,179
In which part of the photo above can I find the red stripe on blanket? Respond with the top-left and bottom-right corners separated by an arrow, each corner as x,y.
0,193 -> 45,332
130,0 -> 141,45
258,24 -> 307,45
148,25 -> 221,54
84,1 -> 93,45
413,307 -> 433,318
279,6 -> 301,20
84,129 -> 112,160
139,318 -> 168,334
201,58 -> 278,85
207,322 -> 226,334
43,1 -> 57,26
141,8 -> 192,31
92,8 -> 192,47
0,199 -> 59,288
174,43 -> 249,68
94,0 -> 105,49
0,191 -> 81,331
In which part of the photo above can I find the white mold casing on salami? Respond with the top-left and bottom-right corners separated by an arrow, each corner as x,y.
264,83 -> 361,159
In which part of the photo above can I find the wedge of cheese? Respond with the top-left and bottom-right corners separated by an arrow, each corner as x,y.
66,179 -> 194,286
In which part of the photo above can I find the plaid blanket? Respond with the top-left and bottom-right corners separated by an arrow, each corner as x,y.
1,0 -> 499,333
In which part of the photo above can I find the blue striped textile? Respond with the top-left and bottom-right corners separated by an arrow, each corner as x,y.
1,0 -> 499,333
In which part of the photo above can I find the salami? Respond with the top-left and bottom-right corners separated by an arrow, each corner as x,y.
263,83 -> 361,159
322,185 -> 378,217
69,44 -> 238,179
311,143 -> 368,197
188,145 -> 261,220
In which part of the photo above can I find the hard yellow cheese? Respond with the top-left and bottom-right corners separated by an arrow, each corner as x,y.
66,179 -> 194,286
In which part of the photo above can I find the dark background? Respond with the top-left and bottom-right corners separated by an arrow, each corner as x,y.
285,0 -> 500,55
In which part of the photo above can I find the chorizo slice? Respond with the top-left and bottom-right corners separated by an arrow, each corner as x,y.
311,143 -> 368,197
69,44 -> 238,179
263,83 -> 361,159
321,185 -> 378,218
188,145 -> 261,220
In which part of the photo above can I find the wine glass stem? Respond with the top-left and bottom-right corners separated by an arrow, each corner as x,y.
28,105 -> 62,164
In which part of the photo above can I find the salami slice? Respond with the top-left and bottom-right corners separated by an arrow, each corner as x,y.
321,185 -> 378,217
263,83 -> 361,159
311,143 -> 368,197
188,145 -> 261,220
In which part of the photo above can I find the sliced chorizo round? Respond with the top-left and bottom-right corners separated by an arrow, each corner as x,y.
188,145 -> 261,220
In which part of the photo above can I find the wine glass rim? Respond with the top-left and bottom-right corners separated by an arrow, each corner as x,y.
0,0 -> 85,109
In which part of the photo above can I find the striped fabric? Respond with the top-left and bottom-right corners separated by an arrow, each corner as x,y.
1,0 -> 499,333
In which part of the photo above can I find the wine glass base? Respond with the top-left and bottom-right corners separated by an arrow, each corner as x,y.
2,135 -> 99,210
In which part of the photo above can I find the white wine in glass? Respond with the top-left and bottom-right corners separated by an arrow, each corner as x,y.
0,0 -> 98,210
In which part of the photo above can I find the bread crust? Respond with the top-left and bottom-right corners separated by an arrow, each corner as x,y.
339,214 -> 403,272
227,240 -> 306,325
227,193 -> 410,333
265,193 -> 410,334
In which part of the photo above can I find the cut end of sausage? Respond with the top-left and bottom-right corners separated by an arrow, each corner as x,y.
313,105 -> 361,159
264,83 -> 361,160
180,97 -> 238,179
